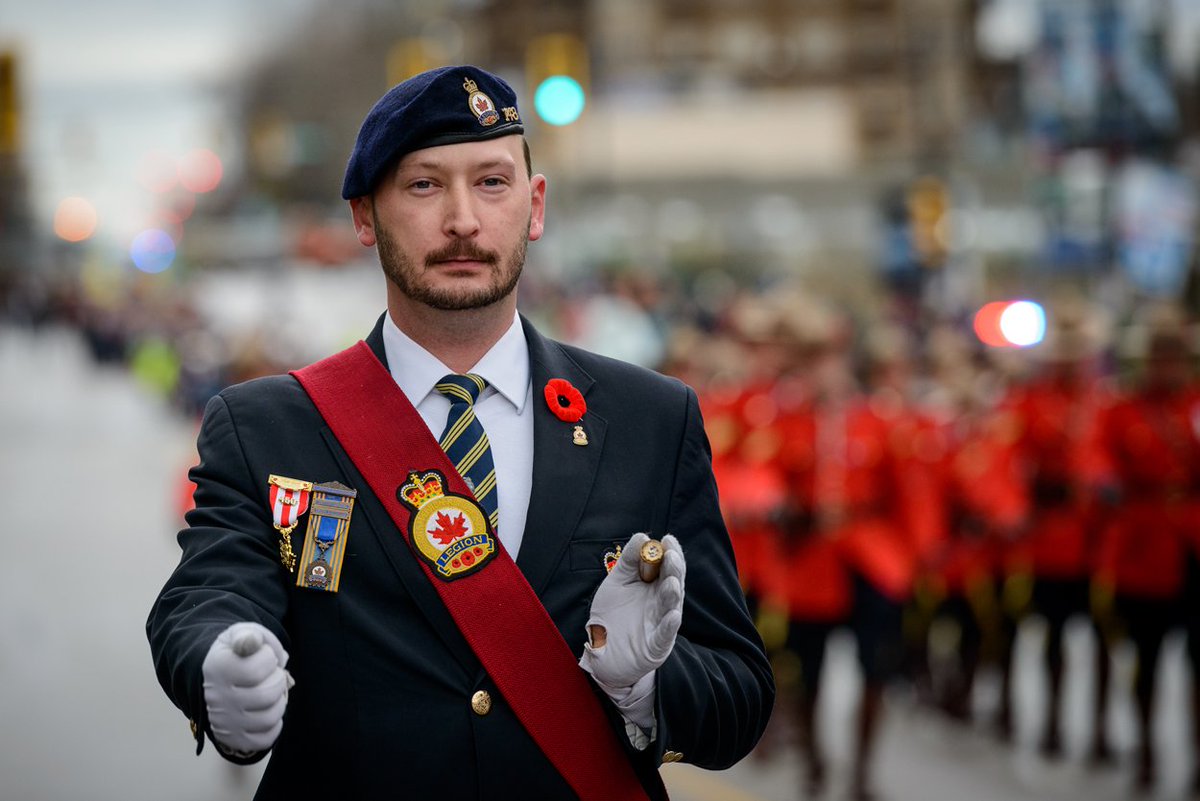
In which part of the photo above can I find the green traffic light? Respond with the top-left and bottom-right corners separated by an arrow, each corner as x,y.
534,75 -> 585,126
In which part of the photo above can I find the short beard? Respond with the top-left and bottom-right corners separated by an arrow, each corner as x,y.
374,211 -> 527,312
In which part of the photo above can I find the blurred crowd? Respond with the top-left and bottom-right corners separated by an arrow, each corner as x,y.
683,287 -> 1200,800
2,271 -> 307,417
4,262 -> 1200,798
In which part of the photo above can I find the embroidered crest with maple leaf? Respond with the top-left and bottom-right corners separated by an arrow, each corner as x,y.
429,510 -> 470,546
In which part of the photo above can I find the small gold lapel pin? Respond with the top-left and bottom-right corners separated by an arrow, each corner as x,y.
572,425 -> 588,446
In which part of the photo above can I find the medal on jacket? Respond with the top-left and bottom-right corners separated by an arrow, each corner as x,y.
296,481 -> 357,592
268,475 -> 313,572
398,470 -> 497,580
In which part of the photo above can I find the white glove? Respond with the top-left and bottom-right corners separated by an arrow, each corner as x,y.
202,621 -> 294,755
579,533 -> 686,690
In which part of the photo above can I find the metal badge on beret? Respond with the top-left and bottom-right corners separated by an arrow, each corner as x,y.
398,470 -> 497,581
296,481 -> 357,592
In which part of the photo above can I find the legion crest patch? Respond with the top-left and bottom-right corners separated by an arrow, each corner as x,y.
398,470 -> 497,580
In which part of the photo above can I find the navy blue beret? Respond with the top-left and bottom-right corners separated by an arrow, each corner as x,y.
341,65 -> 525,199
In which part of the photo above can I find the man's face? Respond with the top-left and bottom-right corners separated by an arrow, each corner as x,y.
352,136 -> 546,312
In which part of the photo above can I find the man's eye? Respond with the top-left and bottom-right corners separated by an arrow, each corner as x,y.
481,177 -> 506,187
410,180 -> 434,190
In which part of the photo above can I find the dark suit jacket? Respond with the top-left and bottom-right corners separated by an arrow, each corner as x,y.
147,315 -> 774,800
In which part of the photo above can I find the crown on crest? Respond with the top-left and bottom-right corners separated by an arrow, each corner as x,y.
462,77 -> 479,94
401,472 -> 445,508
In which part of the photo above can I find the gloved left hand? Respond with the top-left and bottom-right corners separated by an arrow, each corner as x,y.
579,532 -> 686,690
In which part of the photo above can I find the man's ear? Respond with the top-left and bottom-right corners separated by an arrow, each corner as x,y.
349,197 -> 376,247
528,173 -> 547,242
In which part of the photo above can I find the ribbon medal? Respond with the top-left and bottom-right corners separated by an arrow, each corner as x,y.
268,475 -> 313,572
398,470 -> 497,581
296,481 -> 357,592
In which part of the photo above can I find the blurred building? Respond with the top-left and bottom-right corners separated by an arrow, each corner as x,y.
210,0 -> 1198,319
222,0 -> 974,297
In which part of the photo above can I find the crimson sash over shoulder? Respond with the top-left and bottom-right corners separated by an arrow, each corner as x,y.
292,341 -> 653,801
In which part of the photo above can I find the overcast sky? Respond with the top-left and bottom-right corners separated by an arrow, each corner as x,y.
1,0 -> 319,250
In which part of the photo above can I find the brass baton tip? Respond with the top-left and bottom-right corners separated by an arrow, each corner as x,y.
639,539 -> 664,582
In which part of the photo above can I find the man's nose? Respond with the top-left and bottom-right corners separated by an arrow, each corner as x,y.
443,186 -> 481,238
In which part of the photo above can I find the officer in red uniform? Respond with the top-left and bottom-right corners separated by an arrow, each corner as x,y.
925,352 -> 1028,725
704,298 -> 794,620
861,325 -> 946,710
1096,305 -> 1200,792
1007,306 -> 1114,762
752,298 -> 849,796
770,305 -> 923,801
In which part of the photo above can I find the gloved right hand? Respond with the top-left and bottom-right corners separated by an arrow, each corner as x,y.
202,621 -> 294,755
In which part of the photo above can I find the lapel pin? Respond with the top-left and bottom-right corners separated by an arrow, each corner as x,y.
544,378 -> 587,423
572,425 -> 588,446
603,545 -> 622,573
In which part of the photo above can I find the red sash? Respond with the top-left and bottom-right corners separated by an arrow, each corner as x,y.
292,342 -> 653,801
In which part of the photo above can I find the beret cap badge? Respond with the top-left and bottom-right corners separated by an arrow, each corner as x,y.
341,65 -> 524,200
463,77 -> 500,127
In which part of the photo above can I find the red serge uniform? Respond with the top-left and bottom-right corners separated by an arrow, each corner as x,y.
1008,378 -> 1110,580
934,410 -> 1028,598
763,399 -> 852,622
703,382 -> 786,601
1096,385 -> 1200,599
867,392 -> 946,588
831,400 -> 924,604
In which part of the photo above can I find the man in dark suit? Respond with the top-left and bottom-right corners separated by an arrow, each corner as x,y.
147,65 -> 773,800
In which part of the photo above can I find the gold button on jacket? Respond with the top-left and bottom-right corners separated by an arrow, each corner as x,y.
662,750 -> 683,763
471,690 -> 492,716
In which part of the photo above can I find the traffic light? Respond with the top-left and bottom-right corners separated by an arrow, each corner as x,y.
907,176 -> 948,267
526,34 -> 588,126
0,50 -> 19,156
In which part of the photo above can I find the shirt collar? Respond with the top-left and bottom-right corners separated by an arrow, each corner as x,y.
382,312 -> 530,413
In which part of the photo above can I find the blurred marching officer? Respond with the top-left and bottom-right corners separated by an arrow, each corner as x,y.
1005,303 -> 1113,762
922,335 -> 1027,728
147,66 -> 773,800
1095,305 -> 1200,794
760,301 -> 928,801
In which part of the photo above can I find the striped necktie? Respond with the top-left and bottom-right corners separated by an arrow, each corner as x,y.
435,373 -> 499,532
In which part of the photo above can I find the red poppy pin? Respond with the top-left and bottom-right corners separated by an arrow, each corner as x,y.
544,378 -> 586,423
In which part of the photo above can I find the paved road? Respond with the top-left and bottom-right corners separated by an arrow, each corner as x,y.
0,324 -> 1194,800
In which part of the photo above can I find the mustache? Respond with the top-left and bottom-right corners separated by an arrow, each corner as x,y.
425,240 -> 498,266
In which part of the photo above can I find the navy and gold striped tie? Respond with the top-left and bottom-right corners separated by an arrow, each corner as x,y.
435,373 -> 499,532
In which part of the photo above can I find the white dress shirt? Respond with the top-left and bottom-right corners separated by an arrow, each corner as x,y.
380,311 -> 656,747
382,312 -> 533,561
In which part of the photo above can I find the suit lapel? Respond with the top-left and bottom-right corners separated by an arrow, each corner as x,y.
364,313 -> 387,366
516,317 -> 607,596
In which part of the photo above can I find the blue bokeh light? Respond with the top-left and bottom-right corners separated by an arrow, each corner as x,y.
130,228 -> 177,274
534,75 -> 586,126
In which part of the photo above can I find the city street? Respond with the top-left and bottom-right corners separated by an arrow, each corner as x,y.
0,323 -> 1194,801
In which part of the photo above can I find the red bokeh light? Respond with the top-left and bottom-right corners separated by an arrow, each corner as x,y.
178,148 -> 223,194
973,301 -> 1010,348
